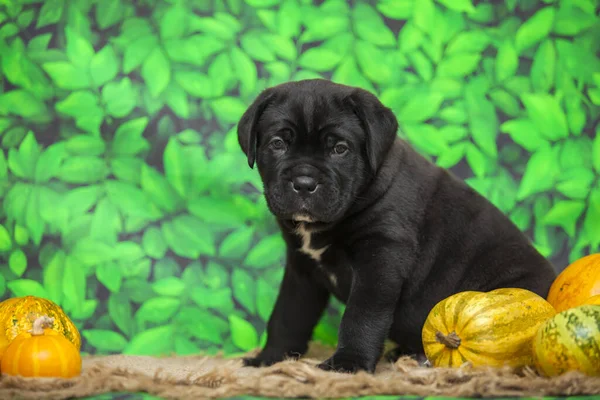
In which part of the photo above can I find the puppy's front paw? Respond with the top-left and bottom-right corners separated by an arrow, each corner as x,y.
242,348 -> 302,368
317,353 -> 374,374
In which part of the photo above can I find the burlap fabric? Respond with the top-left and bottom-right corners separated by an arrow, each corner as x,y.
1,344 -> 599,399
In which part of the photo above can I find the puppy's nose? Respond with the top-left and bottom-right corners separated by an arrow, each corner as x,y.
292,176 -> 318,194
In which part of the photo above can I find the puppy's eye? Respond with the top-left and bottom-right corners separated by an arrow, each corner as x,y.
269,138 -> 287,151
333,143 -> 349,155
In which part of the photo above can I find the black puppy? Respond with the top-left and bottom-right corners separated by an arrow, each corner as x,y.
236,79 -> 557,373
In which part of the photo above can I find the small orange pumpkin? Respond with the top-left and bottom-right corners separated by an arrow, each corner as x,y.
581,295 -> 600,306
1,316 -> 82,378
547,253 -> 600,312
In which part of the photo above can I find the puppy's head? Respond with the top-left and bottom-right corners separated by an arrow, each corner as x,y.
237,79 -> 397,224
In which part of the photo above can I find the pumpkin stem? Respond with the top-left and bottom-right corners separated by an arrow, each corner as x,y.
435,331 -> 461,349
30,316 -> 55,336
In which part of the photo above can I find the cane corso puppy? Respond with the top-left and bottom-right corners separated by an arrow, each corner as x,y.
236,79 -> 556,373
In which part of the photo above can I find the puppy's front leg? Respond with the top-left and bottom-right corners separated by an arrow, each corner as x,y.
318,242 -> 410,373
243,251 -> 330,367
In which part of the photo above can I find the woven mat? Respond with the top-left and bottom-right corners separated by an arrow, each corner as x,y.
1,344 -> 599,399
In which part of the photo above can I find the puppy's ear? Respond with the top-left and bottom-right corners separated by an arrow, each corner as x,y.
348,89 -> 398,174
237,90 -> 274,169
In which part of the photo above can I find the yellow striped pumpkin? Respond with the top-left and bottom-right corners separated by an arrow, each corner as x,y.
0,296 -> 81,359
422,288 -> 556,368
533,305 -> 600,377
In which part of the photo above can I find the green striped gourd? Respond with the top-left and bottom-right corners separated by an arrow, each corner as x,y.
533,304 -> 600,377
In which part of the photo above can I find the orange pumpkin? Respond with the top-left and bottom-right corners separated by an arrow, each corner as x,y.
0,296 -> 81,359
581,295 -> 600,306
547,253 -> 600,312
1,316 -> 81,378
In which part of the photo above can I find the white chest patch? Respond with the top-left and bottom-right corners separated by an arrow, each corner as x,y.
295,224 -> 329,263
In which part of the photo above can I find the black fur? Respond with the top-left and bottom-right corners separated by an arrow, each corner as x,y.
237,79 -> 557,373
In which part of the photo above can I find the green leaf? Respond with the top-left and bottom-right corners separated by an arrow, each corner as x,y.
152,277 -> 185,297
277,0 -> 300,37
465,144 -> 492,178
165,84 -> 189,119
65,135 -> 106,156
59,156 -> 108,183
8,131 -> 39,179
35,142 -> 67,184
7,279 -> 49,298
510,206 -> 531,231
0,225 -> 12,252
191,286 -> 234,313
141,164 -> 181,213
593,126 -> 600,173
96,0 -> 123,30
188,197 -> 247,227
404,123 -> 449,156
399,90 -> 443,123
565,96 -> 585,136
162,215 -> 216,259
300,14 -> 348,42
188,15 -> 236,40
109,293 -> 133,336
0,90 -> 49,122
241,30 -> 276,62
398,21 -> 424,53
173,70 -> 213,98
141,48 -> 170,97
25,186 -> 45,246
408,50 -> 433,81
465,82 -> 498,157
90,45 -> 119,87
436,142 -> 466,168
124,325 -> 174,356
437,0 -> 475,13
219,227 -> 254,258
256,278 -> 277,321
142,227 -> 168,259
161,6 -> 187,39
530,40 -> 555,92
446,31 -> 491,55
112,117 -> 150,156
521,93 -> 568,141
495,40 -> 518,82
211,97 -> 247,124
42,249 -> 64,304
542,200 -> 585,237
245,0 -> 280,7
136,297 -> 181,323
500,119 -> 548,152
377,0 -> 413,19
355,41 -> 392,84
229,315 -> 258,351
62,255 -> 86,316
556,168 -> 595,200
106,180 -> 161,220
9,248 -> 27,276
244,233 -> 285,268
437,53 -> 480,78
517,145 -> 560,200
55,90 -> 104,134
583,189 -> 600,249
89,197 -> 121,245
163,137 -> 188,197
65,26 -> 94,67
37,0 -> 64,28
413,0 -> 435,31
232,269 -> 256,314
42,61 -> 90,90
353,3 -> 395,47
488,89 -> 520,117
97,262 -> 122,292
298,47 -> 342,72
515,7 -> 555,53
83,329 -> 127,352
175,307 -> 224,344
230,47 -> 257,97
123,35 -> 157,74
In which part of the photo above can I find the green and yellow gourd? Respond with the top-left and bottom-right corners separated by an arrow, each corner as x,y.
422,288 -> 556,368
533,304 -> 600,377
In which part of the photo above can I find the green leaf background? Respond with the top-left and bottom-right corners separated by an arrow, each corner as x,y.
0,0 -> 598,359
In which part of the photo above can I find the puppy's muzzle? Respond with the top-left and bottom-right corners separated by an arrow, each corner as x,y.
291,176 -> 319,194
